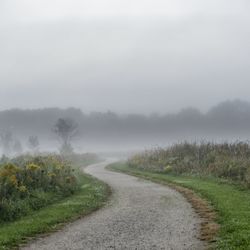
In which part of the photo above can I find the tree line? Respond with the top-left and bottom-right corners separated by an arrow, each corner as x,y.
1,99 -> 250,154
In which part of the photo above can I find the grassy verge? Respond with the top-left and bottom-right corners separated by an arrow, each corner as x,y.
108,162 -> 250,250
0,173 -> 110,250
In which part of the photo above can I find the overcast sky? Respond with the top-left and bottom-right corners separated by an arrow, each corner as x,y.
0,0 -> 250,114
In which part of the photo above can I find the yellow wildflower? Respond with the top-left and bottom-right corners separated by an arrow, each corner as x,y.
26,163 -> 40,171
18,185 -> 27,193
48,172 -> 56,178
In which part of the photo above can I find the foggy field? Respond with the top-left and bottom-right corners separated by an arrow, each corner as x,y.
1,0 -> 250,249
2,100 -> 250,153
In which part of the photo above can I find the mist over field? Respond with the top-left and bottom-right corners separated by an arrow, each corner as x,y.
1,2 -> 250,250
0,100 -> 250,154
0,0 -> 250,154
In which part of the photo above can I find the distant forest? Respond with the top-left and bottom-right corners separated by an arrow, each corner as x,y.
1,100 -> 250,152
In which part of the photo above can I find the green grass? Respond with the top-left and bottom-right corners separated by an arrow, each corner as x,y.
0,173 -> 110,250
108,162 -> 250,250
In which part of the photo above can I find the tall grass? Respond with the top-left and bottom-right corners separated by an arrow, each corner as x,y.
0,155 -> 78,222
128,142 -> 250,187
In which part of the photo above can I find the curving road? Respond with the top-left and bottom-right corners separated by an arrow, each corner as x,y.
23,160 -> 204,250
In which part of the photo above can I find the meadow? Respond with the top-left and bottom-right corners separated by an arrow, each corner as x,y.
109,142 -> 250,249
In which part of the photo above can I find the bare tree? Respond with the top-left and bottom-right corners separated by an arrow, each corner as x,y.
53,118 -> 78,155
27,135 -> 40,153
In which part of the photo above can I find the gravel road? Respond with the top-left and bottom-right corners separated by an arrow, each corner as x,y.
22,160 -> 204,250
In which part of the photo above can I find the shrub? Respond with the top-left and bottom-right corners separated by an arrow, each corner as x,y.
0,155 -> 78,222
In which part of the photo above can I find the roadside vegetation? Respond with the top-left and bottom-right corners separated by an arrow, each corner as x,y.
109,142 -> 250,250
128,142 -> 250,187
0,154 -> 109,249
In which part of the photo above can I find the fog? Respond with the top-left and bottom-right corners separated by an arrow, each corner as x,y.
1,100 -> 250,155
1,1 -> 250,154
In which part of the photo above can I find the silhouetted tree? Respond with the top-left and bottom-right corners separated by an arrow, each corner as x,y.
53,118 -> 78,155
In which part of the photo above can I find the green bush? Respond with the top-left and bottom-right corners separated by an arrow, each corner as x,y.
0,155 -> 78,222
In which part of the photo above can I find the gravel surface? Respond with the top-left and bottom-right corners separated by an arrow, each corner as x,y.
22,160 -> 204,250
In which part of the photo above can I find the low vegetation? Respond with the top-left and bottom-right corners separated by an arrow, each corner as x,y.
0,154 -> 110,249
128,142 -> 250,187
109,162 -> 250,249
0,155 -> 79,222
109,141 -> 250,249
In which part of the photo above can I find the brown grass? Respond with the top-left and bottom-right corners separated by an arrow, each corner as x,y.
127,171 -> 220,247
165,182 -> 219,248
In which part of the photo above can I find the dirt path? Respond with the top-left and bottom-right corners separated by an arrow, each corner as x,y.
22,160 -> 204,250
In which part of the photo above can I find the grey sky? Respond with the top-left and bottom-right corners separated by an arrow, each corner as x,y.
1,0 -> 250,114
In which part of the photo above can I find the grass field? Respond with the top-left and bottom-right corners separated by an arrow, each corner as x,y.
108,162 -> 250,250
0,172 -> 110,250
128,142 -> 250,188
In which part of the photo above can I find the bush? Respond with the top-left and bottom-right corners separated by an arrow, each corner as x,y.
0,155 -> 78,222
